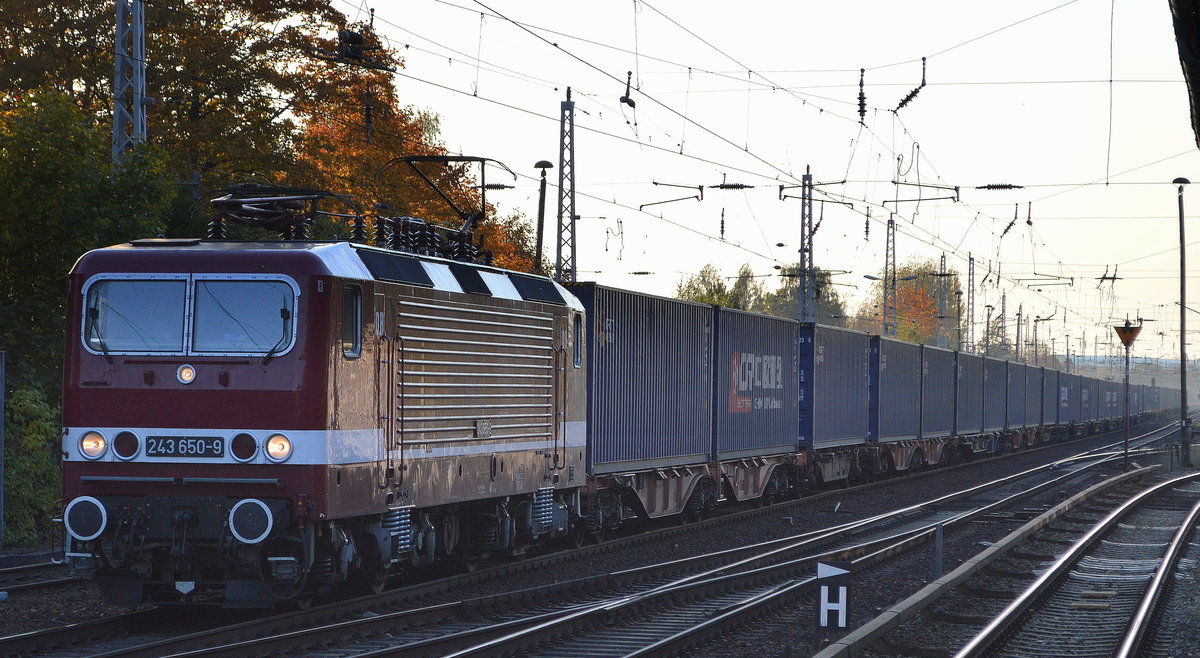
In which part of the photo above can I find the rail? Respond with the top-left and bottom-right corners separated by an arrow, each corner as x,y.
1114,495 -> 1200,658
954,471 -> 1200,657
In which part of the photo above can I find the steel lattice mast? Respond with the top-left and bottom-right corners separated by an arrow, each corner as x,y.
936,253 -> 948,348
967,254 -> 976,352
555,88 -> 577,283
113,0 -> 148,165
882,214 -> 897,337
798,167 -> 815,323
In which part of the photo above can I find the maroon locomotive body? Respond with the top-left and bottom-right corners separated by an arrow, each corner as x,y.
60,238 -> 588,606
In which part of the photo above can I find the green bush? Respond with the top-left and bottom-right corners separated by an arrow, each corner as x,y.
3,386 -> 61,546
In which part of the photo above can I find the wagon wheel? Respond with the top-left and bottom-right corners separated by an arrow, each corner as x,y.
680,492 -> 704,525
760,481 -> 778,507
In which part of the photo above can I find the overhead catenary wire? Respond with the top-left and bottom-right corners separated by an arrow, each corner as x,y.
7,5 -> 1180,355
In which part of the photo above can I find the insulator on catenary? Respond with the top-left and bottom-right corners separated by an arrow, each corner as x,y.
857,68 -> 867,125
975,183 -> 1024,190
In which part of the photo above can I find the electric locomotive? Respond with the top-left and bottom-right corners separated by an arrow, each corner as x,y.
59,182 -> 591,607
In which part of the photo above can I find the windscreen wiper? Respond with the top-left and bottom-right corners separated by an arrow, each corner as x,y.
261,308 -> 292,366
87,307 -> 114,364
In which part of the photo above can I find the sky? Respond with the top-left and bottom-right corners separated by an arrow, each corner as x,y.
342,0 -> 1200,363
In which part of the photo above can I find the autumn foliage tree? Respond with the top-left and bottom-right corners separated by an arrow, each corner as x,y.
1,1 -> 538,266
859,257 -> 962,344
0,2 -> 542,543
287,21 -> 538,270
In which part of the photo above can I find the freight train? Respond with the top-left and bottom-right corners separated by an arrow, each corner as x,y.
56,186 -> 1181,607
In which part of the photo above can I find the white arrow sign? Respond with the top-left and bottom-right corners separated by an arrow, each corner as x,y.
817,562 -> 850,579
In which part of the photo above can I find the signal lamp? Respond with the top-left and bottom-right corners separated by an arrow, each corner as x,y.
177,364 -> 196,384
230,433 -> 258,462
265,434 -> 292,462
80,431 -> 107,459
113,431 -> 139,460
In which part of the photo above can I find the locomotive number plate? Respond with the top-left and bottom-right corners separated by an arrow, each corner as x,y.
146,436 -> 225,458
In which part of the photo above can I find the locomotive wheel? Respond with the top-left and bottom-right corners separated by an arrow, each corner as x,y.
292,592 -> 315,610
353,568 -> 389,595
569,522 -> 588,548
460,553 -> 489,572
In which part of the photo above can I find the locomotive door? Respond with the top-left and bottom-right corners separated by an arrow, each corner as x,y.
374,294 -> 398,493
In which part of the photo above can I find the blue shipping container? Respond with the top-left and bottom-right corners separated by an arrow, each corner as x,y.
1081,377 -> 1098,421
713,307 -> 800,459
983,357 -> 1007,431
800,324 -> 871,448
957,352 -> 984,435
569,284 -> 712,473
1007,362 -> 1026,429
1042,369 -> 1058,426
869,337 -> 921,442
921,346 -> 956,438
1062,374 -> 1081,423
1025,365 -> 1042,427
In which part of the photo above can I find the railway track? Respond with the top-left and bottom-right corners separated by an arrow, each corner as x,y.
0,561 -> 76,594
0,418 -> 1178,656
82,423 -> 1177,657
809,428 -> 1198,657
957,473 -> 1200,657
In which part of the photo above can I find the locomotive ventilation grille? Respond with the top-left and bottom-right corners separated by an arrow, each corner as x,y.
382,507 -> 413,555
396,295 -> 555,446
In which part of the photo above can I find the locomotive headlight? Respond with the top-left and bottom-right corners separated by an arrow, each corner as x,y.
264,434 -> 292,462
80,431 -> 107,459
176,364 -> 196,384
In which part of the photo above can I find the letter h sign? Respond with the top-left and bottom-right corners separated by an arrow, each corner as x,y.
816,561 -> 851,628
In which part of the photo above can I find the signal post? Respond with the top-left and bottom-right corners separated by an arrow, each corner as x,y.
1114,320 -> 1142,470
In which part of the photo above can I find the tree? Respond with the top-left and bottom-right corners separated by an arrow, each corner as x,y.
676,264 -> 737,308
1,2 -> 540,260
675,263 -> 847,324
0,91 -> 173,394
977,314 -> 1015,358
0,91 -> 174,542
859,257 -> 961,344
288,24 -> 539,270
759,265 -> 849,326
0,0 -> 347,234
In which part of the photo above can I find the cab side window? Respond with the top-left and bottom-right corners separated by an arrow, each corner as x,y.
342,285 -> 362,358
573,313 -> 583,367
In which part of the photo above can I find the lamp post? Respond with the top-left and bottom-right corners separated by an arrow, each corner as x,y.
534,160 -> 553,274
1114,320 -> 1142,471
1174,177 -> 1190,465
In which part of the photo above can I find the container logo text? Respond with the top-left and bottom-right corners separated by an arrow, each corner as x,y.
730,352 -> 784,413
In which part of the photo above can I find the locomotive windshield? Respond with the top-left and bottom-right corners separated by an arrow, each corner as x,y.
193,280 -> 294,353
85,279 -> 187,352
83,276 -> 297,356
